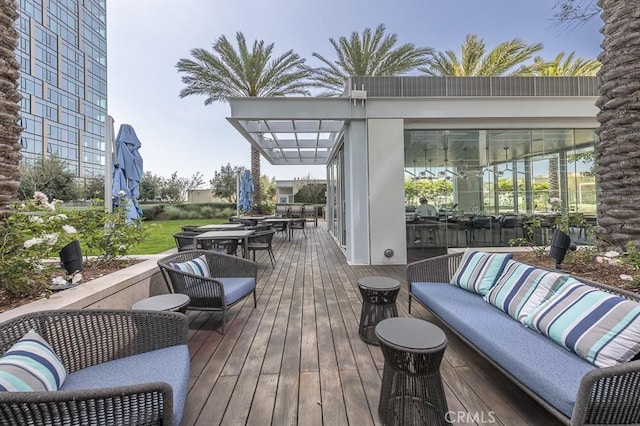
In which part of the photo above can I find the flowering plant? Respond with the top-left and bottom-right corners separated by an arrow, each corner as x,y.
0,192 -> 78,296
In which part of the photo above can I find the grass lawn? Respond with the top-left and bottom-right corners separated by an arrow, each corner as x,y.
128,218 -> 226,255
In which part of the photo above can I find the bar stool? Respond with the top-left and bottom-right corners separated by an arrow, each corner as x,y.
376,317 -> 449,426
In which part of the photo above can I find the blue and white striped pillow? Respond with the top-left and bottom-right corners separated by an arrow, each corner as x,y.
450,249 -> 512,295
524,278 -> 640,367
484,260 -> 567,322
0,330 -> 67,391
170,255 -> 210,277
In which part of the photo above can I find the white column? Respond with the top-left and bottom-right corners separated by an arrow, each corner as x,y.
368,119 -> 406,265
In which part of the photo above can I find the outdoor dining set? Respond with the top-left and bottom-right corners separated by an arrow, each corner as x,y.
172,214 -> 308,268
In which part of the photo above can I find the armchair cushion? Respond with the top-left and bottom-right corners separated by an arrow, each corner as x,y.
61,344 -> 190,426
0,330 -> 67,392
216,277 -> 257,305
170,255 -> 210,277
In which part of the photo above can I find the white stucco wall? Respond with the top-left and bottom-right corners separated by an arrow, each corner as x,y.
368,119 -> 407,265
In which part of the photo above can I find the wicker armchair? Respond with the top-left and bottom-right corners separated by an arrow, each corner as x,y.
0,309 -> 188,426
173,231 -> 200,251
157,250 -> 258,333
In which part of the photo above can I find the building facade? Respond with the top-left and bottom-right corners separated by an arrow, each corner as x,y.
16,0 -> 107,181
228,76 -> 599,266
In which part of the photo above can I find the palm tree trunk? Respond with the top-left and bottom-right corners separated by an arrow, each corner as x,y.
548,157 -> 560,199
0,0 -> 23,215
250,145 -> 261,209
595,0 -> 640,250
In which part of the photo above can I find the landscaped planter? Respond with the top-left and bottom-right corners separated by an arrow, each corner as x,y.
0,255 -> 170,323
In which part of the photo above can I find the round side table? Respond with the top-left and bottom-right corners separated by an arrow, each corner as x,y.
375,317 -> 449,426
357,276 -> 400,345
131,294 -> 191,314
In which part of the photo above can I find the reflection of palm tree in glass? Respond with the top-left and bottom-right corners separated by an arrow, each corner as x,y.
548,157 -> 560,200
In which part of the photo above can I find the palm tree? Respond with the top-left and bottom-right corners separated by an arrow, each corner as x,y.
594,0 -> 640,250
311,24 -> 433,96
419,34 -> 543,76
0,0 -> 23,215
176,32 -> 312,207
527,52 -> 600,76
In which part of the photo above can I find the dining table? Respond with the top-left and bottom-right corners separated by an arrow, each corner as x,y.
196,223 -> 244,231
193,229 -> 255,259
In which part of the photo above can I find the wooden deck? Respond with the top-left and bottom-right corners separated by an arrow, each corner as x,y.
182,221 -> 563,425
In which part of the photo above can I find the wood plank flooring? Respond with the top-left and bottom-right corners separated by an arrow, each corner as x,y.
181,221 -> 563,426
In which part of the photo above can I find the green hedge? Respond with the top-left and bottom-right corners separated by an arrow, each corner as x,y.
141,202 -> 237,221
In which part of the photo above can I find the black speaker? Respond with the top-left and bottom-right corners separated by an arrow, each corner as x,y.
548,229 -> 576,269
60,240 -> 83,274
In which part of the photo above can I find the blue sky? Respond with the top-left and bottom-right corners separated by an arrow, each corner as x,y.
107,0 -> 602,184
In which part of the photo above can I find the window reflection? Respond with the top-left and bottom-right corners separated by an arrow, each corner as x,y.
404,128 -> 597,251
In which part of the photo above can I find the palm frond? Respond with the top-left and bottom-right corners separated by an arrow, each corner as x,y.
310,23 -> 433,96
176,32 -> 312,103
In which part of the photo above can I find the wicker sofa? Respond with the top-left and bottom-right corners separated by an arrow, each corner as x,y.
0,309 -> 190,426
407,251 -> 640,426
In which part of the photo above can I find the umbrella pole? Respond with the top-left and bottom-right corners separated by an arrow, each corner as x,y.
236,172 -> 240,216
104,115 -> 115,212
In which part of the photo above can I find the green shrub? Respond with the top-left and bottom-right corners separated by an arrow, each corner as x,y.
141,204 -> 163,220
141,202 -> 236,220
217,207 -> 237,218
162,205 -> 200,220
69,200 -> 147,264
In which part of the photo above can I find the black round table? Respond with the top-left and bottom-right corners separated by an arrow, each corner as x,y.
131,294 -> 191,314
375,317 -> 449,426
357,276 -> 400,345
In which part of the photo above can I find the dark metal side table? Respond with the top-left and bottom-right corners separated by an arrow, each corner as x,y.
375,317 -> 449,426
357,276 -> 400,345
132,293 -> 191,314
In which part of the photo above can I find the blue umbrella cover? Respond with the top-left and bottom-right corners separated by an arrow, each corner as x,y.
112,124 -> 143,221
238,170 -> 254,212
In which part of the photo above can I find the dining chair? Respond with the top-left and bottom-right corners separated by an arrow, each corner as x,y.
247,229 -> 277,267
289,218 -> 306,238
173,231 -> 200,251
271,221 -> 288,239
198,237 -> 239,256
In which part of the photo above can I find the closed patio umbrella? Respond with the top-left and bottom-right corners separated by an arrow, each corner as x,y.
238,170 -> 254,212
112,124 -> 143,221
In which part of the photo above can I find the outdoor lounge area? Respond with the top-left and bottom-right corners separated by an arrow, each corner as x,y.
180,220 -> 563,425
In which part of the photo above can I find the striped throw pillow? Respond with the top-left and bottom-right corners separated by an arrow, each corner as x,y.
524,278 -> 640,367
484,260 -> 567,322
170,255 -> 210,277
450,249 -> 512,295
0,330 -> 67,391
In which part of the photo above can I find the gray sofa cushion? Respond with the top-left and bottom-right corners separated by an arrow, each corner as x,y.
61,344 -> 190,426
412,282 -> 597,418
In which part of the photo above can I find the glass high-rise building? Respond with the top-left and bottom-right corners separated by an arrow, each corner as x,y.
15,0 -> 107,181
